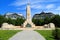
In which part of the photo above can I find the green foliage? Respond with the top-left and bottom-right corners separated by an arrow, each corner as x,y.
32,15 -> 60,27
32,17 -> 51,26
0,30 -> 20,40
32,19 -> 44,26
0,15 -> 25,27
15,18 -> 25,26
6,18 -> 16,25
52,28 -> 60,40
6,18 -> 25,26
44,17 -> 51,24
0,15 -> 7,27
51,15 -> 60,27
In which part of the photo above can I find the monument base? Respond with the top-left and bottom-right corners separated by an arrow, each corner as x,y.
23,20 -> 35,28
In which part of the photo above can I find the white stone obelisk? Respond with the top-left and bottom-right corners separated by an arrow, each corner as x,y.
23,2 -> 35,28
26,3 -> 31,22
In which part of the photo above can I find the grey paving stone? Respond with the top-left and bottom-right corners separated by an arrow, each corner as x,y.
9,30 -> 46,40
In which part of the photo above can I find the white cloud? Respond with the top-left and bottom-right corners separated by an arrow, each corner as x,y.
9,0 -> 58,14
46,4 -> 55,9
41,0 -> 57,2
9,0 -> 57,6
10,0 -> 27,6
55,6 -> 60,15
17,7 -> 26,10
31,5 -> 42,9
56,6 -> 60,10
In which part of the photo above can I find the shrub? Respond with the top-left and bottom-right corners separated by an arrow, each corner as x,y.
52,28 -> 60,40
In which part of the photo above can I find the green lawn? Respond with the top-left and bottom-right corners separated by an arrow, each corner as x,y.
35,30 -> 54,40
0,30 -> 21,40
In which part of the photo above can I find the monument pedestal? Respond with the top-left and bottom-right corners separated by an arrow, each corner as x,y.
23,20 -> 35,28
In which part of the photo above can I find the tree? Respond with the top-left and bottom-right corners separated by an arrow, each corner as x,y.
53,28 -> 60,40
44,17 -> 51,24
39,19 -> 44,25
32,19 -> 44,26
0,15 -> 7,27
15,18 -> 25,26
51,15 -> 60,27
6,18 -> 16,25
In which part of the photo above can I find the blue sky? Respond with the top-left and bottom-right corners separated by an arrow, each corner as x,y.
0,0 -> 60,17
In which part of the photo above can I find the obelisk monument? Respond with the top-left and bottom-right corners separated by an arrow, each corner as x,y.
26,3 -> 31,22
23,2 -> 35,28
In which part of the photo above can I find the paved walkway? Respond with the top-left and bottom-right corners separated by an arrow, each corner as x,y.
9,30 -> 45,40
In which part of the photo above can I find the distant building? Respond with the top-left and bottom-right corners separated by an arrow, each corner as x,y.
4,12 -> 25,19
33,11 -> 55,19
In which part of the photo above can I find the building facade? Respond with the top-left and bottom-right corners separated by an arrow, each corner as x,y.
4,12 -> 25,19
33,11 -> 55,19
